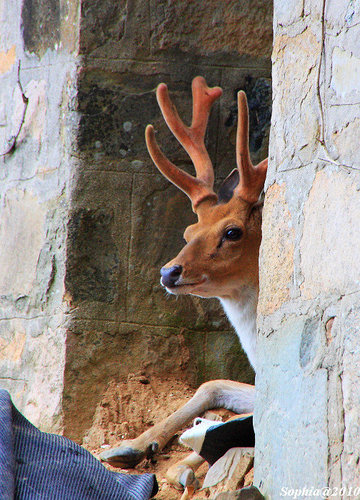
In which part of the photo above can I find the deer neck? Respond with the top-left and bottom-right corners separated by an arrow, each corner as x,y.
219,287 -> 258,371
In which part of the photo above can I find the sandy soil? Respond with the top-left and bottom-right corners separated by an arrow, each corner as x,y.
82,374 -> 233,499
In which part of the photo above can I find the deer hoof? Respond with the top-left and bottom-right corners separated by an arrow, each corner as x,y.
166,464 -> 200,490
146,441 -> 159,461
99,440 -> 160,468
99,445 -> 146,468
179,468 -> 200,490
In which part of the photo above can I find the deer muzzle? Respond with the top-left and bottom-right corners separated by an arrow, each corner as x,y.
160,265 -> 183,288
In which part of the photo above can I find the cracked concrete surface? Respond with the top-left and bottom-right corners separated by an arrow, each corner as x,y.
255,0 -> 360,497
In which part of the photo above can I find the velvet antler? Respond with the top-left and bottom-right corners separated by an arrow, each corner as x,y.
234,91 -> 268,204
145,76 -> 222,211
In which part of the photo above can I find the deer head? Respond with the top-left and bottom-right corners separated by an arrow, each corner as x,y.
146,76 -> 268,301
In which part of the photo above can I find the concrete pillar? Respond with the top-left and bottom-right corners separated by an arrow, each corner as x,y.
0,0 -> 79,432
255,1 -> 360,496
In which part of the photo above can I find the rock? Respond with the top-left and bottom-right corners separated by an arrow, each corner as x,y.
213,486 -> 265,499
203,447 -> 254,494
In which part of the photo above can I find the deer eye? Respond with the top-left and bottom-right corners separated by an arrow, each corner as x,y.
223,227 -> 243,241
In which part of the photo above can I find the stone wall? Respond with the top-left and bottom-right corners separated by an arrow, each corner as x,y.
255,1 -> 360,496
5,0 -> 359,494
0,0 -> 272,442
0,0 -> 79,432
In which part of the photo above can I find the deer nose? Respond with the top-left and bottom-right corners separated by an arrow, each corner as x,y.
160,265 -> 183,288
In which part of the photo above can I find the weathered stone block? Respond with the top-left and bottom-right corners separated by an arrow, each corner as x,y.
0,190 -> 45,297
256,2 -> 360,496
0,7 -> 79,432
149,0 -> 272,65
77,68 -> 161,163
271,28 -> 321,169
326,0 -> 360,32
258,183 -> 294,316
14,79 -> 47,146
331,118 -> 360,167
66,208 -> 120,304
66,170 -> 132,321
254,316 -> 328,494
273,0 -> 303,28
79,0 -> 272,65
300,169 -> 360,299
330,47 -> 360,98
0,315 -> 66,433
80,0 -> 150,59
21,0 -> 60,56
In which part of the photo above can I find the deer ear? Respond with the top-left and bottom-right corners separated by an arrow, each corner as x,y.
217,169 -> 240,203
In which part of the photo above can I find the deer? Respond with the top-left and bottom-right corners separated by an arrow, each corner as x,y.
100,76 -> 268,490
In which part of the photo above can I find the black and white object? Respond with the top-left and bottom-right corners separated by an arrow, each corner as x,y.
179,415 -> 255,465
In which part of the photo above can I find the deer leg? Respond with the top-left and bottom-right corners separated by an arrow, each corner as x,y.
165,410 -> 222,490
166,451 -> 204,490
99,380 -> 255,468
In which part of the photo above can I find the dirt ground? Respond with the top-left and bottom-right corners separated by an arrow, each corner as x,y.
82,374 -> 234,499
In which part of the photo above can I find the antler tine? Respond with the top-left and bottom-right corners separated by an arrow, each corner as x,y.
157,78 -> 222,187
145,124 -> 213,204
146,77 -> 221,211
236,91 -> 251,172
234,91 -> 268,204
190,76 -> 223,148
